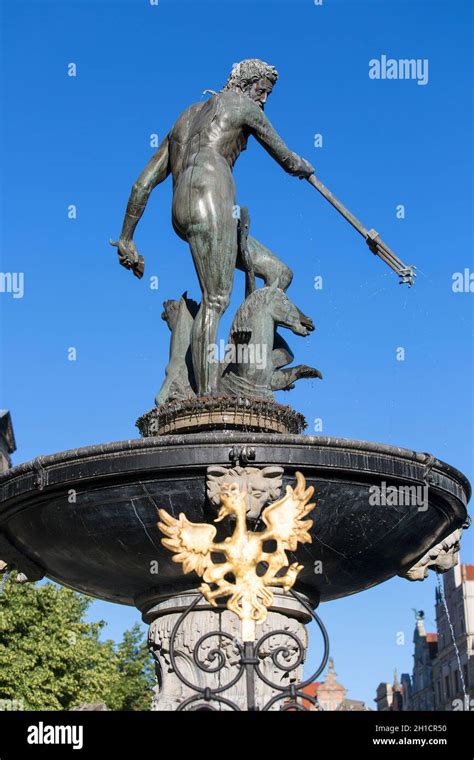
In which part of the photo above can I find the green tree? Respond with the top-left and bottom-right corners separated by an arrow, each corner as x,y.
115,624 -> 155,711
0,576 -> 154,710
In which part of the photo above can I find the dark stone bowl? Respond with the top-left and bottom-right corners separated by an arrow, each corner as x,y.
0,433 -> 469,613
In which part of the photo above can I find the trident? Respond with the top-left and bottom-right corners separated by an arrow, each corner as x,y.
306,174 -> 416,286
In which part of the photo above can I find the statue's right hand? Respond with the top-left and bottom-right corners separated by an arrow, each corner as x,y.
109,239 -> 145,279
289,154 -> 315,179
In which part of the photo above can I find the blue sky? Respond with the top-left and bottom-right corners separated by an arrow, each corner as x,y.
0,0 -> 472,707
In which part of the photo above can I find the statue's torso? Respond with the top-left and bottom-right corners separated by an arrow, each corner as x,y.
169,91 -> 252,181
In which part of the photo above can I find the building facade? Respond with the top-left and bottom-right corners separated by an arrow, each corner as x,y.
432,564 -> 474,710
410,611 -> 438,710
304,658 -> 370,711
375,670 -> 408,711
375,563 -> 474,711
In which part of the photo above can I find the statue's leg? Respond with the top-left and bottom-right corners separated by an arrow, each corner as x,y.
186,206 -> 238,396
172,162 -> 238,395
242,236 -> 293,290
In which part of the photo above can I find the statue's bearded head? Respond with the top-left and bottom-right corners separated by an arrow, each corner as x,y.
222,59 -> 278,109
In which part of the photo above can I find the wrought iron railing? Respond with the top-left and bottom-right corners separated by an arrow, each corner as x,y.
168,589 -> 329,711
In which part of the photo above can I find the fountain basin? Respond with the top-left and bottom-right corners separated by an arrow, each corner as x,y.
0,433 -> 469,610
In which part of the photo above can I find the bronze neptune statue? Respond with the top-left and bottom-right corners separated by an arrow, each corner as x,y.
112,59 -> 415,419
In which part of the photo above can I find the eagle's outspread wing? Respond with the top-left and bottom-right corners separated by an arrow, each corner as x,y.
260,471 -> 315,551
157,509 -> 217,576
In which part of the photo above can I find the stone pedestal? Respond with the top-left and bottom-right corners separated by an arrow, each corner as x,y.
144,590 -> 312,711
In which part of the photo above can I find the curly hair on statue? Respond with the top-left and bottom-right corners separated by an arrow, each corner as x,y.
222,59 -> 279,92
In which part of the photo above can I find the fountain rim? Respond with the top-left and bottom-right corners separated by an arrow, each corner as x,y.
0,431 -> 470,502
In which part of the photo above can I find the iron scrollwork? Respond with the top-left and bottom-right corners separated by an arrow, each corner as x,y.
167,590 -> 329,711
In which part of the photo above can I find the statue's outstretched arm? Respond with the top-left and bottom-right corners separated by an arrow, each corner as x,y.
110,134 -> 170,277
244,103 -> 313,178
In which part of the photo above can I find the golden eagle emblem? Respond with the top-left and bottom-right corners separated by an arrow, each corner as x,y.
157,471 -> 315,641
